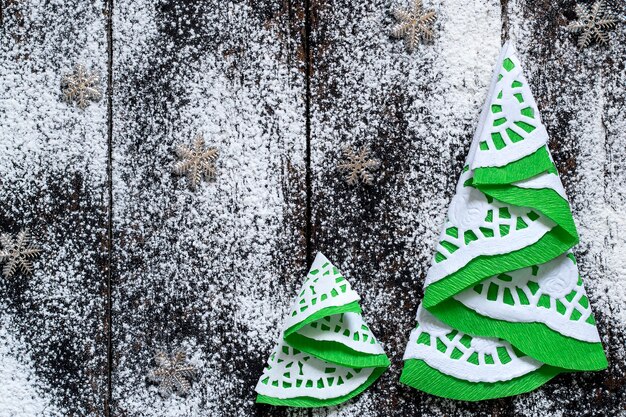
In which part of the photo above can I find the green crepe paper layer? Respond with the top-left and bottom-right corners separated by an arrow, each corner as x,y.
472,145 -> 557,185
403,43 -> 607,401
424,144 -> 579,309
430,299 -> 607,371
256,253 -> 390,408
283,301 -> 362,338
481,185 -> 578,240
284,302 -> 390,369
401,359 -> 560,402
423,226 -> 575,309
257,367 -> 387,408
422,140 -> 600,370
286,332 -> 390,369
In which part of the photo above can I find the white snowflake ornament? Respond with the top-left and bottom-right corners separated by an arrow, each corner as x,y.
390,0 -> 436,52
173,133 -> 219,190
148,350 -> 196,398
0,229 -> 41,278
566,0 -> 617,48
62,65 -> 102,109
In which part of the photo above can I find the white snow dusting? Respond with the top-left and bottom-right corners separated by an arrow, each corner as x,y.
0,0 -> 624,415
0,323 -> 59,416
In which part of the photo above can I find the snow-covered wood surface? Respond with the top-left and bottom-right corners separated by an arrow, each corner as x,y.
1,0 -> 625,416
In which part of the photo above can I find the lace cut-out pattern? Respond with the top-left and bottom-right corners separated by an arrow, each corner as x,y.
256,253 -> 388,406
470,48 -> 549,170
425,169 -> 554,285
456,253 -> 600,342
257,340 -> 373,399
404,306 -> 542,383
434,171 -> 548,265
299,312 -> 385,354
479,58 -> 538,152
284,256 -> 359,330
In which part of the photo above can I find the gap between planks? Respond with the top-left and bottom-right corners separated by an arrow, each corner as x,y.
105,0 -> 114,416
304,0 -> 314,269
101,1 -> 313,415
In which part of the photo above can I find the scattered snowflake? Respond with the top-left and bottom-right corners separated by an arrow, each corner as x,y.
0,229 -> 41,278
147,350 -> 196,398
173,133 -> 219,190
390,0 -> 437,52
61,64 -> 102,109
337,146 -> 381,185
566,0 -> 617,48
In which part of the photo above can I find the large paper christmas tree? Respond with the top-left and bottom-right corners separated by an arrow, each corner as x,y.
400,43 -> 607,401
256,252 -> 389,407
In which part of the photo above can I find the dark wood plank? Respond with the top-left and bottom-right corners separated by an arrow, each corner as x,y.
502,0 -> 626,414
0,0 -> 109,414
110,1 -> 307,415
1,0 -> 623,415
309,0 -> 625,415
308,0 -> 510,414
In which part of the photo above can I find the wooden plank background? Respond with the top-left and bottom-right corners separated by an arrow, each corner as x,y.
1,0 -> 624,416
0,0 -> 109,415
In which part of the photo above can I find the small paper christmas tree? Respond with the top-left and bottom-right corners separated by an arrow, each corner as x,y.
256,252 -> 390,407
400,42 -> 607,401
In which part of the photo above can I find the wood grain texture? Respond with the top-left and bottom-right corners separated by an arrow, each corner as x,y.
308,0 -> 512,415
110,1 -> 307,416
0,0 -> 109,415
0,0 -> 625,415
307,0 -> 626,416
504,1 -> 626,414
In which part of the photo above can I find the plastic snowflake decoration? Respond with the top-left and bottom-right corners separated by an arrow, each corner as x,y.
0,229 -> 41,278
148,350 -> 196,398
338,146 -> 380,186
62,65 -> 102,109
390,0 -> 436,52
566,1 -> 617,48
173,133 -> 219,190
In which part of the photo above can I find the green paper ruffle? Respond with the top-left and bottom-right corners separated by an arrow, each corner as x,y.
256,253 -> 389,407
401,43 -> 607,401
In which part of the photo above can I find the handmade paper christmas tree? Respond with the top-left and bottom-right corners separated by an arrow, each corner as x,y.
256,252 -> 390,407
400,42 -> 607,401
